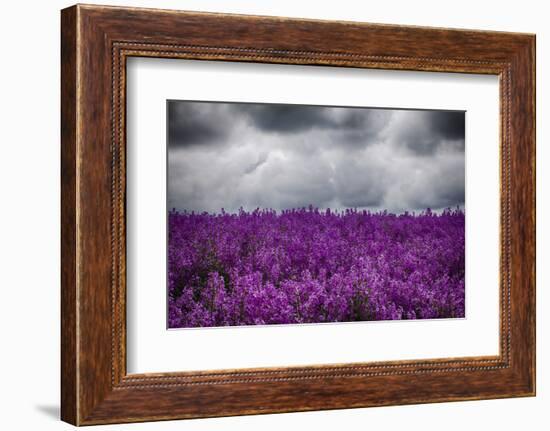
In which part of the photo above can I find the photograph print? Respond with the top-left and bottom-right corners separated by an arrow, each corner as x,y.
167,100 -> 465,329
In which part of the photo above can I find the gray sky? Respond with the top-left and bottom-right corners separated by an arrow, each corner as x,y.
167,100 -> 465,214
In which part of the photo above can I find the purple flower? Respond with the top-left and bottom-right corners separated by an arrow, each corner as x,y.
168,207 -> 465,328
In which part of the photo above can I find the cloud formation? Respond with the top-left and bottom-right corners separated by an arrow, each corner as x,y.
167,100 -> 465,214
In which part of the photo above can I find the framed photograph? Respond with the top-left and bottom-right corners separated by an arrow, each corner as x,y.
61,4 -> 535,425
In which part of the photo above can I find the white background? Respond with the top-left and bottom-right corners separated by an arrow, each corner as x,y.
0,0 -> 547,430
127,59 -> 499,373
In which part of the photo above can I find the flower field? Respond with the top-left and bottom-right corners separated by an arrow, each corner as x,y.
168,207 -> 465,328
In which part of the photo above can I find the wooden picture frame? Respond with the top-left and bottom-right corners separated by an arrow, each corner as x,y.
61,4 -> 535,425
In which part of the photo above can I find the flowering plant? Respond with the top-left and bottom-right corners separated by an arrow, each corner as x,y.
168,207 -> 465,328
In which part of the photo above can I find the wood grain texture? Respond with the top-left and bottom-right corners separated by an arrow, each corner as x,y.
60,5 -> 78,425
60,4 -> 535,425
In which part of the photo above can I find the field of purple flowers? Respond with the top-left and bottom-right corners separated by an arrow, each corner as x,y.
168,207 -> 465,328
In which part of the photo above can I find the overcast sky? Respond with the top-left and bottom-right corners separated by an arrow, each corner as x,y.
167,100 -> 465,214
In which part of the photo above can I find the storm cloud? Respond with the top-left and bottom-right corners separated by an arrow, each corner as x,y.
168,102 -> 237,148
167,100 -> 465,214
